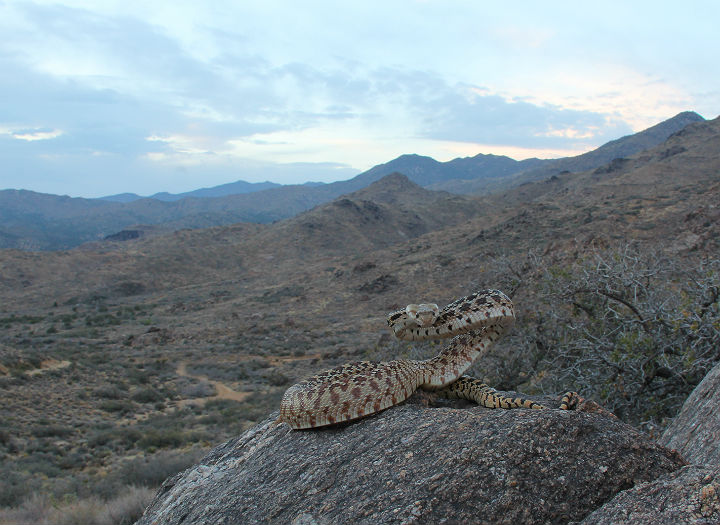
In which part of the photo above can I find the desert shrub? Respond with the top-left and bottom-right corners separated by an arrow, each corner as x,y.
112,281 -> 146,297
127,360 -> 173,386
93,384 -> 126,399
263,369 -> 290,386
202,399 -> 244,419
96,485 -> 155,525
57,451 -> 90,470
187,360 -> 258,382
127,368 -> 152,385
137,429 -> 209,451
98,400 -> 136,414
257,285 -> 304,304
31,424 -> 74,438
0,467 -> 28,507
85,313 -> 121,327
175,377 -> 217,398
88,427 -> 142,449
196,398 -> 261,433
107,449 -> 205,489
0,492 -> 52,524
48,496 -> 105,525
0,486 -> 154,525
0,314 -> 44,327
208,390 -> 285,423
130,387 -> 164,403
59,314 -> 77,328
496,247 -> 720,432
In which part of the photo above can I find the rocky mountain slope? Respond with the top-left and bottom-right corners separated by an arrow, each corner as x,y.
0,111 -> 704,250
430,110 -> 705,193
265,173 -> 486,255
348,151 -> 545,188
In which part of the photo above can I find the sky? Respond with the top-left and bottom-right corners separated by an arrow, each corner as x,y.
0,1 -> 718,198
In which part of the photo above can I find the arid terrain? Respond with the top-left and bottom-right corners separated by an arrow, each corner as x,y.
1,116 -> 718,522
0,111 -> 703,251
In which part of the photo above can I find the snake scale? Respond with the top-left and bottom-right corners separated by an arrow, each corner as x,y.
279,289 -> 578,429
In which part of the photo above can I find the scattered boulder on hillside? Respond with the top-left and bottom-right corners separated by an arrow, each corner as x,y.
659,361 -> 720,466
137,396 -> 683,525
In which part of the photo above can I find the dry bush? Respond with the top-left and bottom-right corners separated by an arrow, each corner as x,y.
0,492 -> 53,525
387,245 -> 719,434
500,246 -> 720,433
0,485 -> 153,525
96,486 -> 155,525
175,376 -> 217,398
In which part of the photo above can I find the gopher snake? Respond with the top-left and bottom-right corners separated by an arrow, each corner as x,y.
279,290 -> 578,429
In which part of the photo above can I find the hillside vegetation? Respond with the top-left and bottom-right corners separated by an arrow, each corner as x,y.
0,116 -> 718,523
0,111 -> 704,250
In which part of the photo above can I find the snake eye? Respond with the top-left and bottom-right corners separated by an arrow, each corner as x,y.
404,304 -> 421,326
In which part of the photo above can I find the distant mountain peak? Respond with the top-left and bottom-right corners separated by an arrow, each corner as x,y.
395,153 -> 436,161
365,172 -> 415,188
350,172 -> 431,204
672,110 -> 704,120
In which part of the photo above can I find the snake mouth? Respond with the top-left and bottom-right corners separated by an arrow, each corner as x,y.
406,302 -> 440,327
414,312 -> 437,327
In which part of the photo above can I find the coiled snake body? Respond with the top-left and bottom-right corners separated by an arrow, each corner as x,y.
279,290 -> 578,429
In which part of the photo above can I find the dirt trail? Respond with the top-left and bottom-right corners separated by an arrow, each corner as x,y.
173,352 -> 322,407
176,361 -> 251,406
266,353 -> 323,366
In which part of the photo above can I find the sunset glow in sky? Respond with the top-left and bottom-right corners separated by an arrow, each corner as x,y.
0,1 -> 718,197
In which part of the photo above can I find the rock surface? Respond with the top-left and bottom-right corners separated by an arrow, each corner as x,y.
579,465 -> 720,524
137,396 -> 683,525
660,361 -> 720,466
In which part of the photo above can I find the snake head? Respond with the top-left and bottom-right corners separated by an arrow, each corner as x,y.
405,303 -> 440,327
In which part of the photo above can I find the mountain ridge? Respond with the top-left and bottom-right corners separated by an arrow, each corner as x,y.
0,111 -> 707,250
262,172 -> 484,255
100,179 -> 283,203
428,110 -> 706,193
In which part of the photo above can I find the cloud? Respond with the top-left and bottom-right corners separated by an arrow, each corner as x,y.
420,84 -> 633,148
325,68 -> 634,150
0,126 -> 64,141
2,1 -> 711,197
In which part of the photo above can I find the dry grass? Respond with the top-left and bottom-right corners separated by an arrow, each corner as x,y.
0,485 -> 154,525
